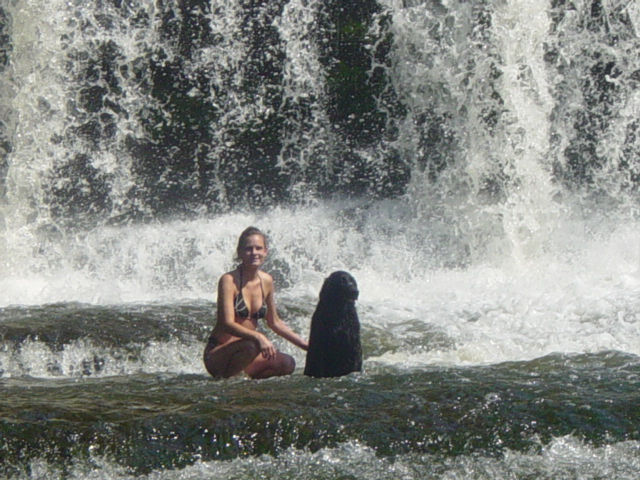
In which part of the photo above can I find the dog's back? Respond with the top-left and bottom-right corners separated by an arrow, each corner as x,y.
304,271 -> 362,378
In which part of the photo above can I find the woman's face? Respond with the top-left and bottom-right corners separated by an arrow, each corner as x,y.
238,234 -> 268,268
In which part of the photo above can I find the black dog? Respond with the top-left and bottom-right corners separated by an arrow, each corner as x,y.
304,271 -> 362,378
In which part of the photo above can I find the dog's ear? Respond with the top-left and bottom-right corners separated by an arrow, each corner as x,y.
318,276 -> 335,302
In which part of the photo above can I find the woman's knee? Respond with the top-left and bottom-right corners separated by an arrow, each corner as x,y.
281,354 -> 295,375
271,353 -> 295,376
245,352 -> 295,379
204,340 -> 260,378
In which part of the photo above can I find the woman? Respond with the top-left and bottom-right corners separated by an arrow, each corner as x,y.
203,227 -> 308,379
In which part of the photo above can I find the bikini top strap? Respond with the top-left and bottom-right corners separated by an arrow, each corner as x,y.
258,272 -> 265,300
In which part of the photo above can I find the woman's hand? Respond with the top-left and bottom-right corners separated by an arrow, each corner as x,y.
257,334 -> 276,359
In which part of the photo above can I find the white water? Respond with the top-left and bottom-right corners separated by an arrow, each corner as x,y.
20,437 -> 640,479
0,0 -> 639,373
0,203 -> 638,374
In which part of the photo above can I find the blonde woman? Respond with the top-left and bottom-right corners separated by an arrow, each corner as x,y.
203,227 -> 308,379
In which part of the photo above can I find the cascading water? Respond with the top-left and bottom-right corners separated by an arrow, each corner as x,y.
0,1 -> 639,479
1,0 -> 638,276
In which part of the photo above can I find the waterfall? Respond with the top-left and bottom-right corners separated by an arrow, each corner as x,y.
0,0 -> 638,304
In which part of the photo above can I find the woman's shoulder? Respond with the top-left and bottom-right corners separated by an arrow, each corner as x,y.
219,270 -> 239,288
258,270 -> 274,281
220,269 -> 235,280
258,271 -> 275,290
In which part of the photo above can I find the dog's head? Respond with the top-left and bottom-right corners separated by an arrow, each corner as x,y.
319,271 -> 359,303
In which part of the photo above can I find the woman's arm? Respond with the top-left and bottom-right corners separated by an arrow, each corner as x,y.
269,316 -> 309,351
262,274 -> 309,351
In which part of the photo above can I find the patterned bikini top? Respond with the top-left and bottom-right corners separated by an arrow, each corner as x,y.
234,268 -> 268,320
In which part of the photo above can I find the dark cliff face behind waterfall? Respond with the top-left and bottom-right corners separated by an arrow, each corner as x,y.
0,0 -> 407,230
0,0 -> 638,234
546,0 -> 640,202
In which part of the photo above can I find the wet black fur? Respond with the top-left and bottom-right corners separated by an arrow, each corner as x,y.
304,271 -> 362,378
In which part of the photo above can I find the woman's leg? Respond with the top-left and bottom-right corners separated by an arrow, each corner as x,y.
203,339 -> 260,379
244,352 -> 296,379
